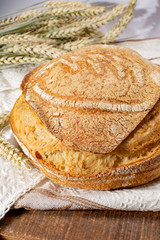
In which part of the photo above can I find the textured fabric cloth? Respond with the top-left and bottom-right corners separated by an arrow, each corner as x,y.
0,66 -> 45,220
1,39 -> 160,220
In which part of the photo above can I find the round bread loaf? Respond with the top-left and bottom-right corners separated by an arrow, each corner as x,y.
21,45 -> 160,154
10,94 -> 160,190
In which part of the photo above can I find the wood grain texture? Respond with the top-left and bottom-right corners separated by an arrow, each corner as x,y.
0,210 -> 160,240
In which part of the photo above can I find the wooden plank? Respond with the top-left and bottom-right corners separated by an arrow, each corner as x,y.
0,209 -> 160,240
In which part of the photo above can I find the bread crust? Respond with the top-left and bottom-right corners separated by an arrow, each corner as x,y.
21,45 -> 160,154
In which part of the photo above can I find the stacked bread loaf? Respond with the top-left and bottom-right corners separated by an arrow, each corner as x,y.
10,45 -> 160,190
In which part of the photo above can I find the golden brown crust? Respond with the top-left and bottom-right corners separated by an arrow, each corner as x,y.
10,94 -> 160,190
21,45 -> 160,154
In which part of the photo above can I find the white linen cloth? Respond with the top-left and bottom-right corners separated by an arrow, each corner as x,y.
1,39 -> 160,220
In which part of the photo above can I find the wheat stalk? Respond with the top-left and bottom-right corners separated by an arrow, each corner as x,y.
0,33 -> 56,44
0,55 -> 48,67
5,43 -> 66,59
102,0 -> 137,43
0,1 -> 88,26
0,4 -> 94,27
1,5 -> 105,27
34,19 -> 84,35
0,12 -> 45,28
0,111 -> 10,131
45,6 -> 106,19
34,19 -> 67,34
0,135 -> 30,168
43,4 -> 125,39
0,0 -> 137,69
18,9 -> 43,21
0,16 -> 20,26
34,6 -> 106,34
0,16 -> 45,36
49,29 -> 104,44
59,37 -> 97,51
89,29 -> 104,38
0,6 -> 106,36
0,111 -> 30,168
45,1 -> 88,8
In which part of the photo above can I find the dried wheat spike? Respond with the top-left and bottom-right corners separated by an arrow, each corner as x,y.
0,56 -> 49,66
45,6 -> 105,19
6,43 -> 67,59
44,4 -> 125,39
45,0 -> 88,8
19,9 -> 43,21
0,111 -> 10,131
102,0 -> 137,43
0,111 -> 30,168
0,4 -> 90,26
0,34 -> 56,44
0,135 -> 30,168
59,37 -> 97,51
34,19 -> 66,34
0,16 -> 20,25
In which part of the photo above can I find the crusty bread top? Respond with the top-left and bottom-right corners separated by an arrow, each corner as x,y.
21,44 -> 160,154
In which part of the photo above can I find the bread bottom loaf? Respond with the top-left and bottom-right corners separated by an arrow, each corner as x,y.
10,94 -> 160,190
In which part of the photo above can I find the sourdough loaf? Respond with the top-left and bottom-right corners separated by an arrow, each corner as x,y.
10,44 -> 160,190
21,45 -> 160,154
10,94 -> 160,190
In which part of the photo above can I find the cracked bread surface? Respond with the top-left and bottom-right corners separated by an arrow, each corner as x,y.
21,45 -> 160,154
10,94 -> 160,190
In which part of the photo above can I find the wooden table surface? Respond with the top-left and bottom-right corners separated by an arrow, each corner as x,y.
0,209 -> 160,240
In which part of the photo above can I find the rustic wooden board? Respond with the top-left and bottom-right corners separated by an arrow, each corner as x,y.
0,210 -> 160,240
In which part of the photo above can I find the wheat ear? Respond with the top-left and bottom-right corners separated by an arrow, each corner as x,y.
34,19 -> 69,34
0,2 -> 88,26
45,6 -> 106,19
0,135 -> 30,168
5,43 -> 66,59
0,6 -> 106,34
44,4 -> 125,39
0,7 -> 72,27
49,28 -> 104,45
0,111 -> 30,168
102,0 -> 137,43
0,34 -> 56,44
20,6 -> 105,22
59,37 -> 97,51
0,56 -> 49,68
45,1 -> 88,8
0,16 -> 20,26
0,10 -> 45,27
35,6 -> 106,34
19,6 -> 105,34
18,9 -> 43,21
0,111 -> 10,131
